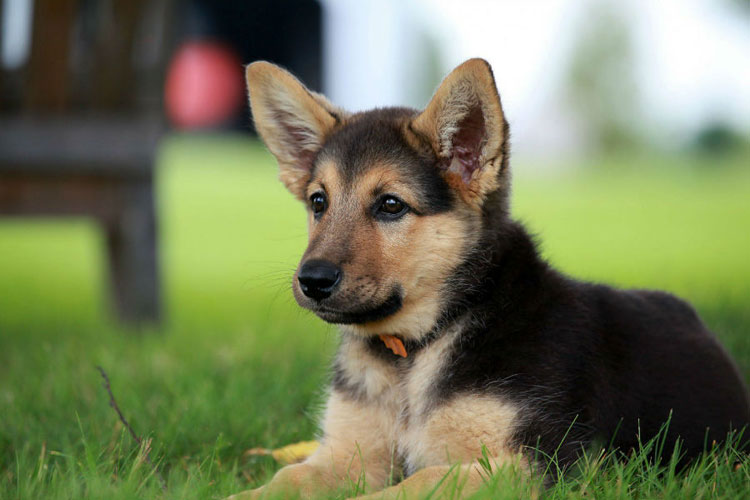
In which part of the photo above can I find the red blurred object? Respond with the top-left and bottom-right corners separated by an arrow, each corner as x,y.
165,41 -> 244,129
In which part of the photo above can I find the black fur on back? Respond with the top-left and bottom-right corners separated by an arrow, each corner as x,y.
434,218 -> 750,469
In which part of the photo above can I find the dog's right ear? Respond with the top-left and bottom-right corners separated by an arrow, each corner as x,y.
411,58 -> 509,209
246,62 -> 346,200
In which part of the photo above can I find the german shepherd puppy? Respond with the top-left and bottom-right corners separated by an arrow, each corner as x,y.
232,59 -> 750,499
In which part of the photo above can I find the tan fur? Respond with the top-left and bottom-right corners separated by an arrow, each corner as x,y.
347,166 -> 478,340
298,163 -> 479,342
341,322 -> 522,474
403,395 -> 522,470
351,463 -> 492,500
310,391 -> 400,489
402,320 -> 463,419
304,160 -> 347,238
230,390 -> 398,499
230,329 -> 525,499
226,463 -> 330,499
400,325 -> 521,471
304,159 -> 345,202
350,207 -> 476,341
245,62 -> 348,200
411,58 -> 507,208
336,334 -> 402,402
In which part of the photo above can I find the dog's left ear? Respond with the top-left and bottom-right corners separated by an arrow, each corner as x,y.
246,61 -> 347,200
411,58 -> 509,207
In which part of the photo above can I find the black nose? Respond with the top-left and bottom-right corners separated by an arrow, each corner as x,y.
297,260 -> 341,301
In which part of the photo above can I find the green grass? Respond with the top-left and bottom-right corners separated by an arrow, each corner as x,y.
0,135 -> 748,499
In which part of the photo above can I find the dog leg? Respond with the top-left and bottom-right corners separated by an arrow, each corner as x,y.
227,441 -> 391,500
227,462 -> 334,499
349,464 -> 486,500
228,391 -> 398,499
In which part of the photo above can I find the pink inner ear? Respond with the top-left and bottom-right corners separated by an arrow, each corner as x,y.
451,106 -> 486,183
272,109 -> 317,172
286,123 -> 317,171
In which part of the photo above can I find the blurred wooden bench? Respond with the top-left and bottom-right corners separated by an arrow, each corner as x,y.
0,0 -> 174,324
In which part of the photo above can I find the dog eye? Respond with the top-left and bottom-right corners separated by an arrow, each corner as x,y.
376,195 -> 408,219
310,193 -> 327,216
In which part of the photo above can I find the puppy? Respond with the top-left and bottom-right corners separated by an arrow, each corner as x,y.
230,58 -> 749,499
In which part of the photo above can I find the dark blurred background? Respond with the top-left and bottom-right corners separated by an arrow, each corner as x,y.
0,0 -> 748,325
0,0 -> 323,123
0,0 -> 324,323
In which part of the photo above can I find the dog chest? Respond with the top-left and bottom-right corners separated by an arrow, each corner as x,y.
332,329 -> 521,475
396,332 -> 521,473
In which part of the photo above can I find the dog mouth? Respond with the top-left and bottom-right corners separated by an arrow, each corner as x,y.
311,290 -> 403,324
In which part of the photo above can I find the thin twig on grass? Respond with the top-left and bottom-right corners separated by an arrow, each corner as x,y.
96,365 -> 167,491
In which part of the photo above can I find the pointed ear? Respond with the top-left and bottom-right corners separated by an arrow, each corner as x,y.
411,58 -> 509,207
246,61 -> 347,200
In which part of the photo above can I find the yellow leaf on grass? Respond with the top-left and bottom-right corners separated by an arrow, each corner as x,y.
244,441 -> 320,465
271,441 -> 320,464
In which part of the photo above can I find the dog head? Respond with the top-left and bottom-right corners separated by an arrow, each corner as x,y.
246,59 -> 509,340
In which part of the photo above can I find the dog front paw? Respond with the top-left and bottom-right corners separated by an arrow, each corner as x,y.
225,485 -> 266,500
227,462 -> 335,499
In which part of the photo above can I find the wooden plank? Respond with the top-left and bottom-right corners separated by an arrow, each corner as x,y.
0,175 -> 130,222
0,116 -> 163,175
